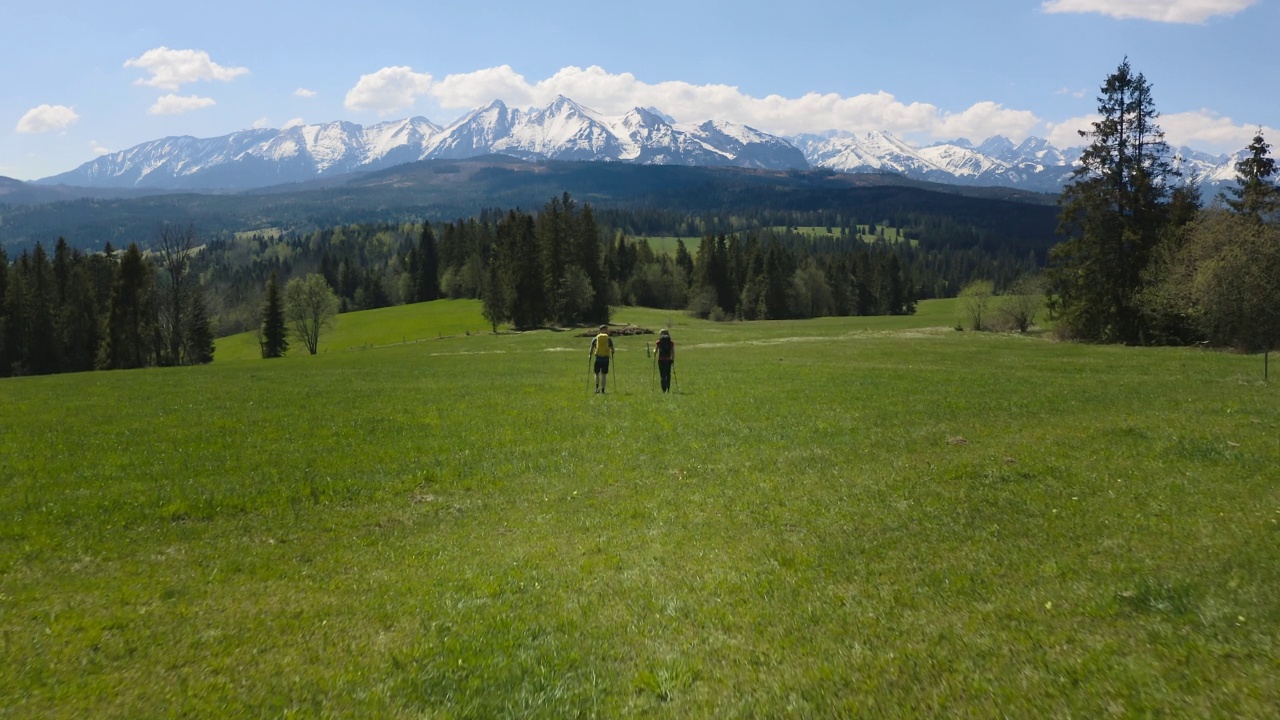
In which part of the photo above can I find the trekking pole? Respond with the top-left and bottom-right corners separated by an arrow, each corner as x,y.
650,343 -> 656,392
587,355 -> 594,396
673,364 -> 680,394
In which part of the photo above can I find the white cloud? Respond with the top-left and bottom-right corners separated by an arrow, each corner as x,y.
294,88 -> 317,98
124,47 -> 249,91
1041,0 -> 1257,23
283,118 -> 305,129
936,102 -> 1041,141
251,117 -> 271,129
16,104 -> 80,133
1161,110 -> 1276,152
1046,114 -> 1099,147
341,64 -> 1271,152
430,65 -> 536,109
345,66 -> 434,114
89,140 -> 110,156
1044,109 -> 1272,153
148,94 -> 217,115
425,65 -> 1040,144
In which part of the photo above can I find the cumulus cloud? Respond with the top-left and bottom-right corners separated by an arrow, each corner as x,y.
1161,110 -> 1275,151
148,94 -> 217,115
344,66 -> 434,114
89,140 -> 110,156
423,64 -> 1038,143
1041,0 -> 1258,23
16,104 -> 80,133
936,102 -> 1041,142
1045,109 -> 1271,153
283,118 -> 306,129
340,63 -> 1271,151
125,47 -> 248,91
294,88 -> 317,98
1046,114 -> 1099,147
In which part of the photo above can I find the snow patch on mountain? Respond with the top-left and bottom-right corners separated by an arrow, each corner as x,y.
34,95 -> 1247,193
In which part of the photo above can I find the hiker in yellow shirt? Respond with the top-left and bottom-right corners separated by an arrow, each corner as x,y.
588,324 -> 615,394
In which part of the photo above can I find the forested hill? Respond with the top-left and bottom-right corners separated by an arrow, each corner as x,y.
1,157 -> 1060,256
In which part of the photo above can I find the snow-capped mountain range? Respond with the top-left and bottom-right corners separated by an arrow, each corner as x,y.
35,95 -> 1243,193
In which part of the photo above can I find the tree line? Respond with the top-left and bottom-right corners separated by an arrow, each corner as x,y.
0,227 -> 214,377
1046,57 -> 1280,352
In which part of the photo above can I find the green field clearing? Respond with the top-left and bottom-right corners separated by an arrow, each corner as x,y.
766,225 -> 910,243
638,236 -> 701,256
3,300 -> 1278,717
637,226 -> 908,256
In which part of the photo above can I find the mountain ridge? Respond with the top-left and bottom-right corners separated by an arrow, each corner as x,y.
31,96 -> 1243,193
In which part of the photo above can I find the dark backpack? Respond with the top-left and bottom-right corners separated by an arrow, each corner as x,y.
656,335 -> 673,360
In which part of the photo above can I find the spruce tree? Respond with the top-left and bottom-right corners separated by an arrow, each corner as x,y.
183,287 -> 215,364
99,243 -> 156,370
1047,58 -> 1175,343
21,244 -> 59,374
1225,131 -> 1279,221
260,273 -> 289,358
574,203 -> 610,324
413,223 -> 441,302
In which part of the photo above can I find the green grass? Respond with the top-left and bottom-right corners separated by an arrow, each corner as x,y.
214,298 -> 496,363
638,236 -> 701,256
3,300 -> 1278,717
769,225 -> 914,245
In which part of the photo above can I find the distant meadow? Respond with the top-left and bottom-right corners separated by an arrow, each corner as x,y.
2,299 -> 1277,717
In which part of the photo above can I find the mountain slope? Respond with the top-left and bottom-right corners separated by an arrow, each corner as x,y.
5,158 -> 1060,255
32,94 -> 1243,193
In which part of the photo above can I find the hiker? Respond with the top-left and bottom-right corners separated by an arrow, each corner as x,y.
589,324 -> 615,394
654,329 -> 675,393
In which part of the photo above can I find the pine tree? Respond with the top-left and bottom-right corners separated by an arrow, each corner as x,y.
59,261 -> 104,373
481,250 -> 506,333
99,243 -> 156,370
674,239 -> 694,288
0,247 -> 7,376
183,286 -> 215,364
260,273 -> 289,358
574,203 -> 610,324
1048,58 -> 1175,343
412,222 -> 441,302
1225,131 -> 1279,221
21,244 -> 59,374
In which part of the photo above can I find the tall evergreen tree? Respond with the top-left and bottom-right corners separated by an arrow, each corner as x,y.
501,211 -> 544,328
1225,131 -> 1279,221
99,243 -> 156,370
260,273 -> 289,358
58,261 -> 104,373
1047,58 -> 1175,343
0,248 -> 7,376
481,248 -> 506,333
411,222 -> 442,302
574,203 -> 610,324
183,286 -> 215,364
20,244 -> 59,374
674,239 -> 694,288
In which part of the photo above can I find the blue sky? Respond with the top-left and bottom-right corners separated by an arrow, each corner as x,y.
3,0 -> 1276,180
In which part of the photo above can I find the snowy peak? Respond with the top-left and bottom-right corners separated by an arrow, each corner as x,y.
34,96 -> 1248,193
42,96 -> 809,189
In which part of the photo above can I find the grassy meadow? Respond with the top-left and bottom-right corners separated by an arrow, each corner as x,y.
639,225 -> 909,257
2,299 -> 1278,717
